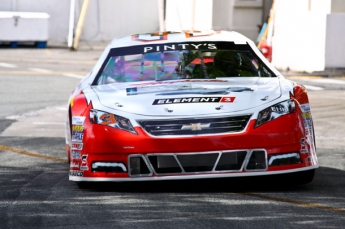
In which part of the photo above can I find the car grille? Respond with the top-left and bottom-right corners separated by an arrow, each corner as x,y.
128,149 -> 268,176
137,115 -> 252,136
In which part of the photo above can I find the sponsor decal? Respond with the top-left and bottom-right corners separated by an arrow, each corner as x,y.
271,105 -> 288,113
302,112 -> 313,133
72,133 -> 84,142
153,96 -> 235,105
69,171 -> 83,176
301,111 -> 317,164
81,155 -> 88,162
300,138 -> 308,153
72,125 -> 84,132
72,116 -> 85,125
126,87 -> 137,96
143,43 -> 217,53
71,151 -> 81,159
80,166 -> 89,171
71,143 -> 83,151
99,113 -> 116,125
71,125 -> 84,142
70,162 -> 79,168
300,103 -> 311,113
302,112 -> 312,119
80,155 -> 89,171
300,138 -> 305,145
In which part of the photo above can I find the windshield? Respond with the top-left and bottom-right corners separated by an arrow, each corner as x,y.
94,42 -> 274,85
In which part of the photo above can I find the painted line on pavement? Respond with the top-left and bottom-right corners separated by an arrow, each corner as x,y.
287,76 -> 323,79
33,122 -> 65,125
0,69 -> 85,79
288,76 -> 345,84
316,135 -> 345,140
0,62 -> 17,68
240,192 -> 345,214
304,85 -> 324,91
1,143 -> 345,215
28,68 -> 53,73
0,70 -> 87,75
63,73 -> 84,79
0,144 -> 68,163
314,78 -> 345,85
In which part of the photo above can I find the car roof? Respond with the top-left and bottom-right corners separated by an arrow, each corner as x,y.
107,30 -> 251,49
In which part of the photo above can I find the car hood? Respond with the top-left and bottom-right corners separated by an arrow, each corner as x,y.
87,78 -> 282,116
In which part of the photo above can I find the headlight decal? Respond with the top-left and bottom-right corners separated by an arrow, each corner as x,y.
256,99 -> 296,127
98,113 -> 116,125
90,109 -> 137,134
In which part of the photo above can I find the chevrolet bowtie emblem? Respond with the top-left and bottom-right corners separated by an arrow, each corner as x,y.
181,123 -> 211,131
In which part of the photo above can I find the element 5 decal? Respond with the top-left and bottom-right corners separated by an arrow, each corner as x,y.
221,97 -> 236,102
153,97 -> 235,105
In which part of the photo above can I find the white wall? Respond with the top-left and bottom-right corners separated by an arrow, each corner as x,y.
80,0 -> 159,42
331,0 -> 345,13
165,0 -> 213,31
1,0 -> 267,45
0,0 -> 159,44
212,0 -> 264,42
271,0 -> 331,72
232,0 -> 263,41
212,0 -> 234,31
325,13 -> 345,68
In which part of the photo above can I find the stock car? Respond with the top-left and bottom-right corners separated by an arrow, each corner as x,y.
65,30 -> 318,186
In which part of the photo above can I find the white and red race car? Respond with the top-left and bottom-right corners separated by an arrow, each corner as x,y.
66,30 -> 318,186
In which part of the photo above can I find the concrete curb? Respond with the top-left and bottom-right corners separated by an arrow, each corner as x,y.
281,70 -> 345,78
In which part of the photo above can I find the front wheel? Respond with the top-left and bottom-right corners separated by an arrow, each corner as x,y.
76,181 -> 93,189
288,169 -> 315,185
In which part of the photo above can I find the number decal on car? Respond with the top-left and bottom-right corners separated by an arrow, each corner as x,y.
131,32 -> 168,42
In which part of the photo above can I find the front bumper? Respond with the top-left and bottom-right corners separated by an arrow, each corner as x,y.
69,112 -> 318,181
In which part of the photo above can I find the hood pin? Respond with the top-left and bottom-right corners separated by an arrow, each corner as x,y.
215,105 -> 223,110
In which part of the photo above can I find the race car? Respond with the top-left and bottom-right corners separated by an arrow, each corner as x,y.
65,30 -> 318,186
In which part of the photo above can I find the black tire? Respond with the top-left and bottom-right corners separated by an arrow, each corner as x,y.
67,153 -> 71,164
76,181 -> 92,189
289,169 -> 315,185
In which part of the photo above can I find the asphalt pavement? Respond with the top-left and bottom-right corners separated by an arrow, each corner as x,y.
0,44 -> 345,229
